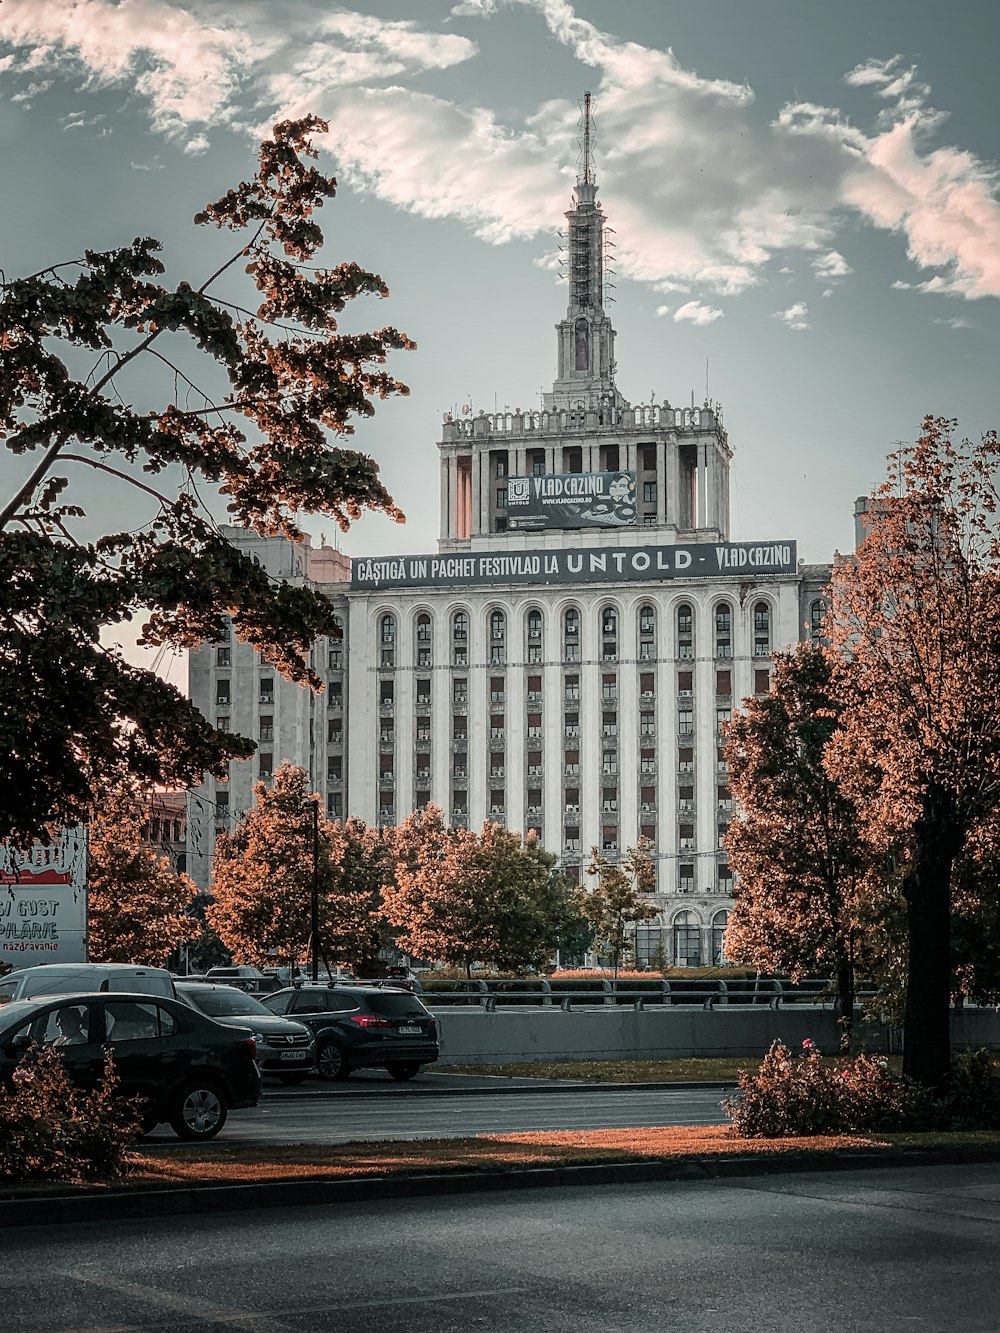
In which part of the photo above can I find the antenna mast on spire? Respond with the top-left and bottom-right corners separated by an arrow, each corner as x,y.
582,90 -> 592,184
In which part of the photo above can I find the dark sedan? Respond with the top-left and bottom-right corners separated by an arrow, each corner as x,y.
261,984 -> 439,1081
0,992 -> 261,1139
175,982 -> 315,1083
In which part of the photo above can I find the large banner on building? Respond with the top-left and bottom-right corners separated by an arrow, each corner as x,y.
506,469 -> 637,530
353,539 -> 797,591
0,829 -> 87,970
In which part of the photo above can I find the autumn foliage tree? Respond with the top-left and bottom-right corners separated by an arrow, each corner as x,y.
0,116 -> 411,843
825,417 -> 1000,1088
579,841 -> 657,977
383,806 -> 578,974
87,791 -> 197,966
723,646 -> 877,1044
208,763 -> 378,969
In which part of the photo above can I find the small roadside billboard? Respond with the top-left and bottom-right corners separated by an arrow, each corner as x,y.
0,828 -> 87,970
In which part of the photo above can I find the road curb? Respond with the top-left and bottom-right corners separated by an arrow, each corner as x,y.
9,1146 -> 1000,1230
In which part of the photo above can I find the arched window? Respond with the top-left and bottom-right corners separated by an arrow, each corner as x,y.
378,613 -> 396,670
810,598 -> 826,643
451,609 -> 469,667
753,601 -> 770,657
638,604 -> 656,660
601,606 -> 618,662
574,317 -> 590,370
525,609 -> 543,663
676,603 -> 694,659
712,910 -> 729,966
673,911 -> 702,968
415,612 -> 432,668
714,601 -> 732,658
564,607 -> 581,662
489,609 -> 506,665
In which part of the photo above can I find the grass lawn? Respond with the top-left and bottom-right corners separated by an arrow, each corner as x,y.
436,1056 -> 903,1083
4,1124 -> 999,1199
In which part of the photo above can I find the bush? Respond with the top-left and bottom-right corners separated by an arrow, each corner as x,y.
724,1039 -> 930,1138
0,1044 -> 141,1181
936,1050 -> 1000,1130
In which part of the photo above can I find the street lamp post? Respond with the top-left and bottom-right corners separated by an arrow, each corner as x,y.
310,797 -> 320,983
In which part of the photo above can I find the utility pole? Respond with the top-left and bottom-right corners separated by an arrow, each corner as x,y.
310,797 -> 320,983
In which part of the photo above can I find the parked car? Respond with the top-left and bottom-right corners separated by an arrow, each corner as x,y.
175,982 -> 315,1084
261,984 -> 439,1081
0,991 -> 260,1139
383,966 -> 422,993
0,964 -> 176,1006
204,966 -> 280,994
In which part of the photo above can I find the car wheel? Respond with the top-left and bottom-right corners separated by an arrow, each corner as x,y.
276,1072 -> 309,1086
386,1061 -> 421,1081
316,1040 -> 351,1082
169,1083 -> 228,1140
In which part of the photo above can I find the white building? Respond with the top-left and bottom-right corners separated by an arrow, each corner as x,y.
188,142 -> 830,968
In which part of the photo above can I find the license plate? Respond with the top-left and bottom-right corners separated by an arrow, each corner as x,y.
397,1025 -> 422,1036
280,1050 -> 308,1061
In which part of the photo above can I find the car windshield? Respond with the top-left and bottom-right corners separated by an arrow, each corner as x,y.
363,993 -> 428,1018
183,988 -> 270,1017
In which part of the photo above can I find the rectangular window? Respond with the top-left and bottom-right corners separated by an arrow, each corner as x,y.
679,864 -> 695,893
215,680 -> 230,706
216,715 -> 230,732
259,678 -> 274,704
602,751 -> 618,775
640,444 -> 657,471
328,680 -> 343,706
416,717 -> 431,741
495,456 -> 507,478
216,646 -> 231,668
379,680 -> 394,705
602,827 -> 618,852
678,709 -> 694,737
452,791 -> 467,811
565,676 -> 580,700
754,669 -> 770,694
640,672 -> 655,696
678,746 -> 694,770
415,754 -> 430,781
415,679 -> 431,706
380,648 -> 395,669
259,716 -> 273,744
328,756 -> 343,781
328,647 -> 343,671
716,670 -> 731,696
496,488 -> 507,508
453,647 -> 467,667
602,711 -> 618,736
716,708 -> 731,732
678,670 -> 693,693
258,753 -> 273,778
643,481 -> 657,504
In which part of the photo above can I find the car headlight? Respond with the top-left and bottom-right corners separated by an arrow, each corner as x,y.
254,1031 -> 270,1049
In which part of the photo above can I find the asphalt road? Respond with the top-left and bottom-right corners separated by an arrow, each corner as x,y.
8,1163 -> 1000,1331
145,1077 -> 731,1145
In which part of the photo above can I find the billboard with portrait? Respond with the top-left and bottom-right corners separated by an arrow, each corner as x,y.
506,470 -> 637,530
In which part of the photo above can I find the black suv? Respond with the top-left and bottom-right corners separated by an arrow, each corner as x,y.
0,992 -> 261,1139
261,985 -> 439,1081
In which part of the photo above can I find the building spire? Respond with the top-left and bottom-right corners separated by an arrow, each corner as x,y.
544,92 -> 626,414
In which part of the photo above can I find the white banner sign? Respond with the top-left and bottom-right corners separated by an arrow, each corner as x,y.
0,829 -> 87,969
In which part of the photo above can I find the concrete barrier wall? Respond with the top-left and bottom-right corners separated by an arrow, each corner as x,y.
432,1007 -> 1000,1065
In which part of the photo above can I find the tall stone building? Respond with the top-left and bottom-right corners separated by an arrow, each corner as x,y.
188,134 -> 830,968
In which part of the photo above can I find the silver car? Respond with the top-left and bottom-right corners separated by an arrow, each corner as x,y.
175,982 -> 315,1084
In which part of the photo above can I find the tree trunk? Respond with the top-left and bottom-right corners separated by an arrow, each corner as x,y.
902,798 -> 960,1089
834,949 -> 855,1053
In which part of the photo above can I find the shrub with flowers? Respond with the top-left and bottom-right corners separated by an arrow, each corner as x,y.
0,1044 -> 141,1181
724,1038 -> 930,1138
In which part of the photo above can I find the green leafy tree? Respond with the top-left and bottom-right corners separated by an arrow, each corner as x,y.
723,646 -> 877,1045
579,841 -> 657,977
826,417 -> 1000,1087
207,762 -> 377,969
87,790 -> 198,966
0,116 -> 411,843
383,808 -> 580,974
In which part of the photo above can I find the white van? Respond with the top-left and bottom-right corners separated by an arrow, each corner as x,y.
0,963 -> 176,1005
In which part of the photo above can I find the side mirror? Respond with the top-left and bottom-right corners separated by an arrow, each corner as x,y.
4,1033 -> 31,1057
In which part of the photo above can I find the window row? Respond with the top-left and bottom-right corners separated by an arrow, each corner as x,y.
376,601 -> 774,668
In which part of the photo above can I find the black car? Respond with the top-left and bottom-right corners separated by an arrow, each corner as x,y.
0,991 -> 261,1140
261,985 -> 439,1081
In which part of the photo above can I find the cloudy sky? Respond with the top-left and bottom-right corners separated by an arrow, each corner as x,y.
2,0 -> 998,586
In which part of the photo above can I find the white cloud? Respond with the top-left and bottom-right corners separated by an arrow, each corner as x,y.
673,300 -> 723,325
774,302 -> 810,330
933,316 -> 971,329
654,304 -> 671,317
812,250 -> 852,280
2,1 -> 999,303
